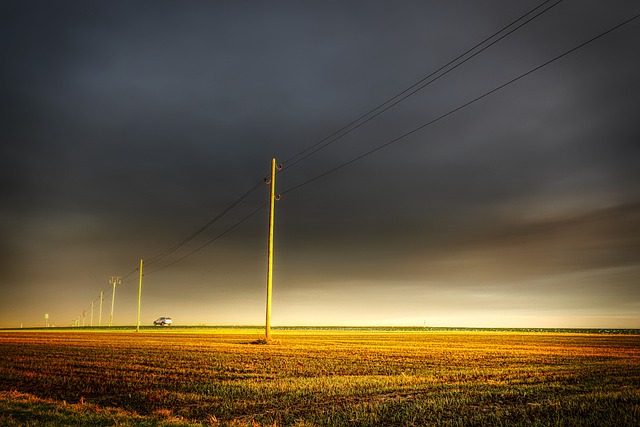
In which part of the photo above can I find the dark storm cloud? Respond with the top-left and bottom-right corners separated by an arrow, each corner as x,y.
1,0 -> 639,326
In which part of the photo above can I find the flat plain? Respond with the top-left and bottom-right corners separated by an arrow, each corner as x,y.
0,329 -> 638,426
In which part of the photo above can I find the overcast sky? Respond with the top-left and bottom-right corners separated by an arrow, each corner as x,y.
1,1 -> 639,328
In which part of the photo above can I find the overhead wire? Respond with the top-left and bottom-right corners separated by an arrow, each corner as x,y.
122,266 -> 140,280
144,179 -> 265,266
144,202 -> 269,275
281,12 -> 640,196
137,0 -> 563,277
68,4 -> 637,321
69,178 -> 266,321
280,0 -> 563,170
76,0 -> 563,287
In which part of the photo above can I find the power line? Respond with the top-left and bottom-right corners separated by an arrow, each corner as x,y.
116,0 -> 561,278
67,174 -> 266,323
89,0 -> 562,287
68,198 -> 268,326
280,0 -> 562,170
144,179 -> 264,266
145,202 -> 268,275
66,0 -> 561,310
65,5 -> 637,324
123,266 -> 139,280
281,12 -> 640,196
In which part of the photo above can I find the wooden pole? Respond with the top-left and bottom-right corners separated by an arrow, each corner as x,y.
265,158 -> 277,342
109,276 -> 121,327
98,291 -> 103,327
136,259 -> 143,332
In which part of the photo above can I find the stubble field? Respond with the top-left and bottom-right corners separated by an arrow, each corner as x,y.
0,329 -> 638,426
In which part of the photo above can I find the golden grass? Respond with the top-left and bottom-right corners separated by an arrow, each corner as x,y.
0,330 -> 638,426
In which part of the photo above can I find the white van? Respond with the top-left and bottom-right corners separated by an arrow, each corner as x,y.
153,317 -> 172,326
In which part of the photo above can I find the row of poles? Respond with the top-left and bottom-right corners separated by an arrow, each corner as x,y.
70,277 -> 116,327
66,158 -> 278,340
70,260 -> 144,331
70,289 -> 103,327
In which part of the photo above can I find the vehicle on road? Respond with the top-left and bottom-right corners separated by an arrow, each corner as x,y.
153,317 -> 172,326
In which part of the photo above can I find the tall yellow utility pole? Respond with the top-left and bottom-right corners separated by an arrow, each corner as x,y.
98,291 -> 103,327
136,259 -> 143,332
109,276 -> 121,327
265,158 -> 279,342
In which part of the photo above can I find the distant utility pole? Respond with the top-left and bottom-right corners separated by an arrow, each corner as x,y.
109,276 -> 121,327
136,259 -> 143,333
44,313 -> 49,328
82,310 -> 86,327
265,158 -> 280,342
99,291 -> 103,327
90,301 -> 94,327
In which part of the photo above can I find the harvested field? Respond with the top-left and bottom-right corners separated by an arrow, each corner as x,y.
0,329 -> 638,426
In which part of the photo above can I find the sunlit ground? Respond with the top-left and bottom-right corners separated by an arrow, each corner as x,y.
0,329 -> 638,426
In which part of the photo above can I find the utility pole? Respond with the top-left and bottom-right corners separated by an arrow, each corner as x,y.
44,313 -> 49,328
90,300 -> 94,327
265,158 -> 280,342
82,310 -> 85,327
136,259 -> 143,333
99,291 -> 103,327
109,276 -> 121,327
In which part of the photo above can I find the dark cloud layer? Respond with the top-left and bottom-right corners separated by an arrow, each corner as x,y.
1,1 -> 639,327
